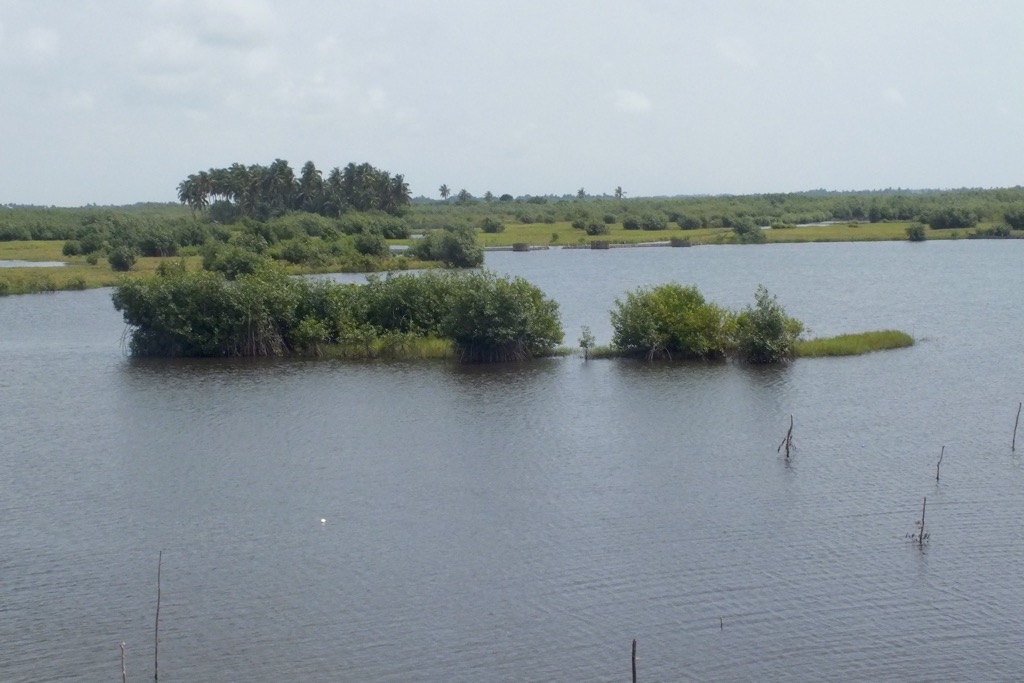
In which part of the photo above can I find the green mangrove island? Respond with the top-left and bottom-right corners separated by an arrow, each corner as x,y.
0,157 -> 972,361
111,261 -> 913,364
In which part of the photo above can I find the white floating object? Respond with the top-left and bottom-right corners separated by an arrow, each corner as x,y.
320,518 -> 326,525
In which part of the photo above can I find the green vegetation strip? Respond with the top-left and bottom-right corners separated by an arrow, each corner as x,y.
112,264 -> 563,362
795,330 -> 914,357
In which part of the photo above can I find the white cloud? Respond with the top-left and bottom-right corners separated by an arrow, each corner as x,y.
21,26 -> 59,62
151,0 -> 275,49
3,1 -> 1024,205
715,36 -> 757,69
882,86 -> 906,107
59,89 -> 96,111
614,89 -> 653,114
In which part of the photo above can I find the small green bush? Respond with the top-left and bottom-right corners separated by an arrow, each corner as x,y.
1004,206 -> 1024,231
733,285 -> 804,364
927,207 -> 977,229
611,283 -> 734,360
202,243 -> 270,279
906,223 -> 927,241
107,245 -> 138,272
676,215 -> 702,230
352,232 -> 389,257
441,270 -> 563,362
410,226 -> 483,268
481,217 -> 505,233
733,221 -> 767,244
640,213 -> 668,231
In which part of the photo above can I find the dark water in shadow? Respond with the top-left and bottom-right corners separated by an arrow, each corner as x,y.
2,241 -> 1023,681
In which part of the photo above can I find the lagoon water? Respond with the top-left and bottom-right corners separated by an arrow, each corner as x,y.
2,241 -> 1023,681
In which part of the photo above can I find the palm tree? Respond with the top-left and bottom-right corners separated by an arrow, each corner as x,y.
296,161 -> 324,212
323,166 -> 345,216
439,184 -> 451,200
457,188 -> 471,204
614,186 -> 625,200
264,158 -> 296,215
382,173 -> 410,215
208,168 -> 232,204
176,174 -> 206,215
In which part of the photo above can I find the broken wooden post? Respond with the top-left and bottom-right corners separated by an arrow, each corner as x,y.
777,415 -> 794,459
1014,402 -> 1021,452
155,550 -> 162,681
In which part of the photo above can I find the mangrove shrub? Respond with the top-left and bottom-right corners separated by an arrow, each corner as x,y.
441,270 -> 563,362
733,285 -> 804,364
112,263 -> 304,357
611,283 -> 734,360
410,225 -> 484,268
112,264 -> 563,362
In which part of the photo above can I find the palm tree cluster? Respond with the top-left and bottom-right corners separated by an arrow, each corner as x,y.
177,160 -> 410,221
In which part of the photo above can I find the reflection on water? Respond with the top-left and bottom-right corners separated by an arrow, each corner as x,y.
1,241 -> 1024,681
0,259 -> 66,267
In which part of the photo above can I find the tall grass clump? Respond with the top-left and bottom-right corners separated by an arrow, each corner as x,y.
795,330 -> 914,357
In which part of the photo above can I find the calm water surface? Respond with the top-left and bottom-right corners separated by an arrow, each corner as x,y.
2,241 -> 1023,682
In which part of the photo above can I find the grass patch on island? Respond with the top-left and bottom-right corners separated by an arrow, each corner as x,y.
795,330 -> 914,357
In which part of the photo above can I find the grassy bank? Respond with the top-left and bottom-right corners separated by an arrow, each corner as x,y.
0,240 -> 429,295
472,219 -> 1010,248
795,330 -> 915,357
316,335 -> 453,360
580,330 -> 914,361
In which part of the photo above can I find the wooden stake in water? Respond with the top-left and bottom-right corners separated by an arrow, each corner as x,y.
936,446 -> 944,482
632,638 -> 637,683
777,415 -> 794,459
121,641 -> 127,683
919,497 -> 927,548
155,550 -> 162,681
1013,402 -> 1021,452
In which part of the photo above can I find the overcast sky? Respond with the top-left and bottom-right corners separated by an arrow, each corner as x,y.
2,0 -> 1023,206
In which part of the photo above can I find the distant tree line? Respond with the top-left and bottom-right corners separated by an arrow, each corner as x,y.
176,160 -> 410,221
405,186 -> 1024,234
